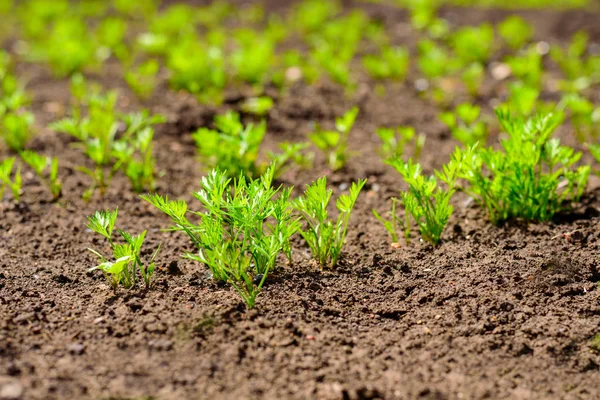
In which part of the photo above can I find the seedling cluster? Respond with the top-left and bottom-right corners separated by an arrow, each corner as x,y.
0,0 -> 598,311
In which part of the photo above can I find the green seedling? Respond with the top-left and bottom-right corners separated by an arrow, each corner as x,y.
19,150 -> 61,200
51,79 -> 164,198
505,45 -> 543,89
408,0 -> 449,39
193,111 -> 304,180
310,43 -> 353,88
550,31 -> 595,90
241,96 -> 274,116
309,107 -> 358,171
385,157 -> 460,245
461,62 -> 485,98
42,18 -> 97,77
559,93 -> 600,142
439,103 -> 488,146
125,60 -> 160,100
113,0 -> 160,19
230,29 -> 276,88
498,15 -> 533,50
95,16 -> 129,62
142,165 -> 298,308
417,39 -> 453,79
362,46 -> 409,81
51,89 -> 119,199
450,23 -> 494,65
112,127 -> 157,193
0,157 -> 21,201
293,0 -> 340,33
587,144 -> 600,177
166,33 -> 226,104
456,109 -> 590,224
308,11 -> 367,88
373,197 -> 409,245
376,126 -> 426,161
87,208 -> 160,289
590,335 -> 600,353
416,39 -> 458,105
1,110 -> 34,152
293,177 -> 366,269
500,82 -> 543,116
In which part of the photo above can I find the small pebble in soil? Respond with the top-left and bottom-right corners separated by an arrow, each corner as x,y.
414,78 -> 429,92
536,41 -> 550,55
252,274 -> 264,285
339,183 -> 349,191
0,380 -> 23,400
306,335 -> 315,340
67,342 -> 85,355
490,62 -> 511,81
148,339 -> 173,351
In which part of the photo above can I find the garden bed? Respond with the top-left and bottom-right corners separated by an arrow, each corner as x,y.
1,1 -> 600,399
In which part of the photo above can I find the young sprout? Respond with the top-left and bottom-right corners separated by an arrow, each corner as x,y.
1,110 -> 35,152
43,18 -> 97,77
95,17 -> 129,62
241,96 -> 274,117
559,93 -> 600,143
376,126 -> 426,161
362,46 -> 409,82
385,158 -> 460,245
51,77 -> 164,198
113,127 -> 157,193
292,0 -> 339,33
142,164 -> 298,308
309,106 -> 358,171
0,157 -> 21,201
373,198 -> 409,245
450,23 -> 494,65
51,88 -> 119,199
461,62 -> 485,98
500,82 -> 544,117
439,103 -> 488,146
166,33 -> 226,104
498,15 -> 534,50
505,46 -> 543,90
588,144 -> 600,177
125,60 -> 160,100
457,109 -> 590,224
19,150 -> 62,201
87,208 -> 160,290
230,29 -> 276,88
193,111 -> 305,180
293,177 -> 366,269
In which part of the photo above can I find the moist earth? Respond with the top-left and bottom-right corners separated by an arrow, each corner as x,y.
1,1 -> 600,399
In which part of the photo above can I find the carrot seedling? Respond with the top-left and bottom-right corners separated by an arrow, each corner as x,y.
193,111 -> 306,180
386,158 -> 460,245
439,103 -> 488,146
142,164 -> 299,308
362,46 -> 409,82
498,16 -> 533,50
376,126 -> 426,161
293,177 -> 366,268
457,109 -> 590,224
19,150 -> 62,201
51,77 -> 164,198
87,208 -> 160,290
0,157 -> 21,201
125,60 -> 160,100
309,106 -> 358,171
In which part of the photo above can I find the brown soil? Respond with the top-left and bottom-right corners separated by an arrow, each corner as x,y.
1,1 -> 600,400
